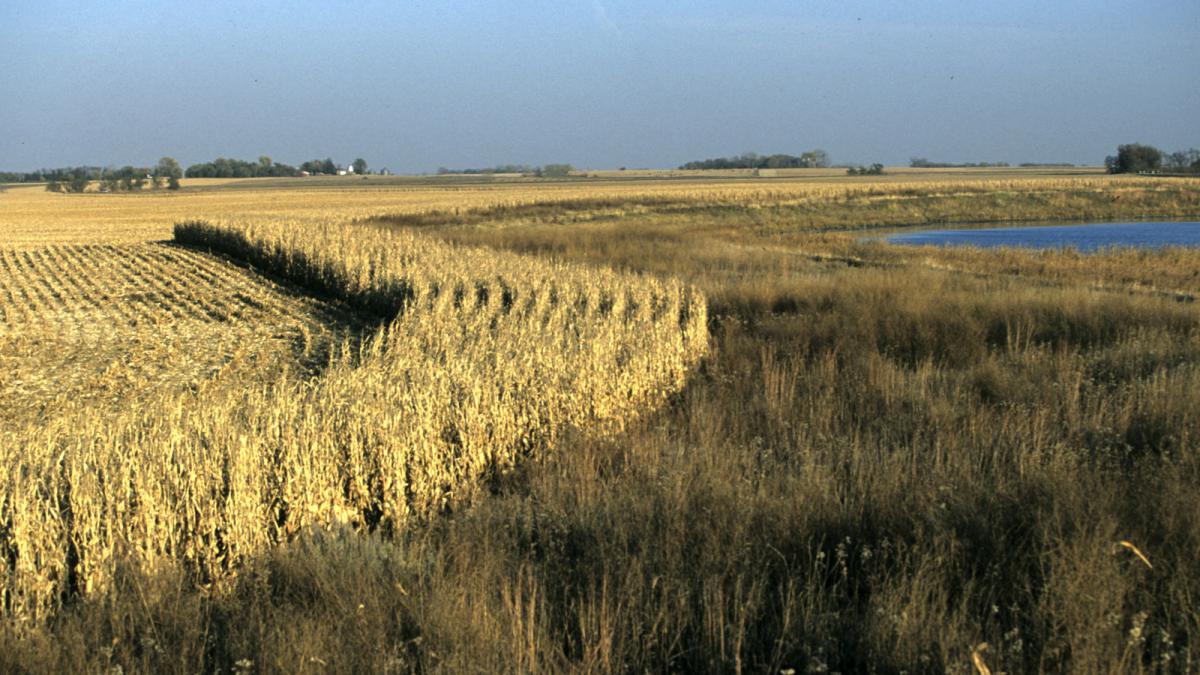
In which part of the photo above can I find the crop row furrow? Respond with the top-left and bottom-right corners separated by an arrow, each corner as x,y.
78,245 -> 159,326
54,245 -> 142,328
156,247 -> 307,326
20,249 -> 75,317
168,245 -> 260,288
4,251 -> 53,326
123,246 -> 234,323
27,248 -> 106,342
22,247 -> 95,343
104,245 -> 205,324
38,247 -> 108,314
165,244 -> 356,340
87,244 -> 153,323
151,245 -> 327,331
0,252 -> 31,324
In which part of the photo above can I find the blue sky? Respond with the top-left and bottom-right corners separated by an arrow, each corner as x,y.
1,1 -> 1196,171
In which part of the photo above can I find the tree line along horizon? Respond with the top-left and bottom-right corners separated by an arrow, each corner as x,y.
4,143 -> 1197,192
30,156 -> 374,193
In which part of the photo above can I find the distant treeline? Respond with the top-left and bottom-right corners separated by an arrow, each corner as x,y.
35,158 -> 184,193
910,158 -> 1010,168
0,166 -> 107,184
846,163 -> 885,176
680,151 -> 830,170
1106,144 -> 1200,174
185,156 -> 299,178
436,164 -> 575,177
183,157 -> 371,178
6,154 -> 378,186
438,164 -> 535,175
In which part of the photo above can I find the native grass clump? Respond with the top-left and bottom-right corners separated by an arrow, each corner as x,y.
0,218 -> 706,622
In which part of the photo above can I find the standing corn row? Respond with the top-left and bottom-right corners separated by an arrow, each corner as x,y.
0,217 -> 708,622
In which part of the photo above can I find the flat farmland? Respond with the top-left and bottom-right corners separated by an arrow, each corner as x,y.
0,170 -> 1173,246
2,172 -> 1200,672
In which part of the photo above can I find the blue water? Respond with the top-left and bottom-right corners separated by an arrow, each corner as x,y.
885,221 -> 1200,251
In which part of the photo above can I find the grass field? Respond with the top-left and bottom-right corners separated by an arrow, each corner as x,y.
1,171 -> 1199,672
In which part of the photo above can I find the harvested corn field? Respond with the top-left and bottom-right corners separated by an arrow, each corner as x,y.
0,243 -> 359,426
0,215 -> 707,622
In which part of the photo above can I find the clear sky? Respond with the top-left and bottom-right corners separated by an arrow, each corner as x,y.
2,1 -> 1197,172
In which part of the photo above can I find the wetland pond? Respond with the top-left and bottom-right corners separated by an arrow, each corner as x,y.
883,220 -> 1200,252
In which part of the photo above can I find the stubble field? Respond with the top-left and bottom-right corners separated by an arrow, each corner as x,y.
2,170 -> 1199,673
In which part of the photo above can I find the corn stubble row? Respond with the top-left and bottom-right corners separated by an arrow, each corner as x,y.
0,219 -> 708,621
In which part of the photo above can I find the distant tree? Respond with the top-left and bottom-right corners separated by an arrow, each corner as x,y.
1163,149 -> 1200,173
800,149 -> 830,168
117,166 -> 146,191
540,164 -> 574,178
763,154 -> 797,169
157,157 -> 179,177
45,179 -> 63,193
352,158 -> 368,175
299,158 -> 337,175
258,156 -> 272,171
66,167 -> 90,193
101,169 -> 122,193
1107,143 -> 1163,174
154,157 -> 182,189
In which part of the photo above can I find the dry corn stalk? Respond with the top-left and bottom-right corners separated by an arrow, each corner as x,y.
0,216 -> 708,622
